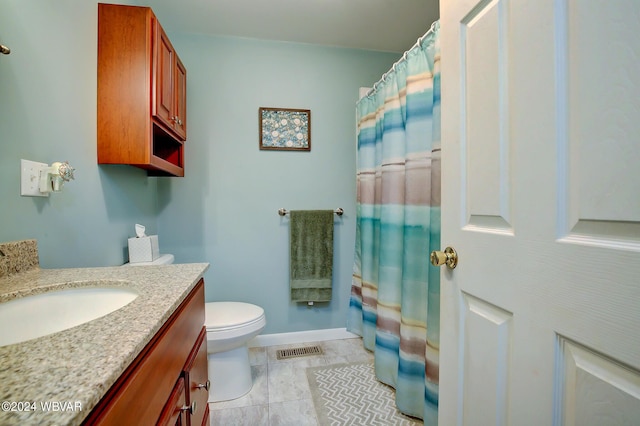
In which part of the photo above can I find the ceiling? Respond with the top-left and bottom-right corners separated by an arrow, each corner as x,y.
144,0 -> 440,53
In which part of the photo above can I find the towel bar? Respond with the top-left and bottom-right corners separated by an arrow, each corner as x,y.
278,208 -> 343,217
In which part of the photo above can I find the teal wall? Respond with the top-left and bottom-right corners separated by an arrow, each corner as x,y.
0,1 -> 400,334
0,0 -> 158,268
157,34 -> 398,333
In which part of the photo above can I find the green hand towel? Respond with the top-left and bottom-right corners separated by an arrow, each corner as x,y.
290,210 -> 334,302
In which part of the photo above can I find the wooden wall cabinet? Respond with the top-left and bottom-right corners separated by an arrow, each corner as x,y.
98,3 -> 187,177
82,279 -> 209,425
153,23 -> 187,141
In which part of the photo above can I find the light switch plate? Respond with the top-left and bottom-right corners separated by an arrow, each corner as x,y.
21,159 -> 49,197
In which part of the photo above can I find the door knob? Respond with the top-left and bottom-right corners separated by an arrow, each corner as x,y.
430,247 -> 458,269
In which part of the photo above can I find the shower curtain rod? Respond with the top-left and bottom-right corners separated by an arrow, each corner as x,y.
363,21 -> 439,98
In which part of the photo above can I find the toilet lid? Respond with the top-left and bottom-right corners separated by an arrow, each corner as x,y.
205,302 -> 265,329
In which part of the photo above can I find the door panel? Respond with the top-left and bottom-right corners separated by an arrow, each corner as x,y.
460,293 -> 513,426
556,337 -> 640,426
558,0 -> 640,247
461,0 -> 512,233
440,0 -> 640,425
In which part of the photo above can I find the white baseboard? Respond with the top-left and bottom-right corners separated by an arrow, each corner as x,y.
248,327 -> 359,348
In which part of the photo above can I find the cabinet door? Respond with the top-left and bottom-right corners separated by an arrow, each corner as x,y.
184,328 -> 209,426
157,377 -> 187,426
173,56 -> 187,140
153,21 -> 175,130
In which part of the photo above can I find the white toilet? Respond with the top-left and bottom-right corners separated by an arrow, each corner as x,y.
204,301 -> 266,402
125,254 -> 266,403
122,253 -> 175,266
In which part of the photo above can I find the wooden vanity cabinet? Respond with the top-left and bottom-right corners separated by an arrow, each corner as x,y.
82,279 -> 209,425
97,3 -> 186,177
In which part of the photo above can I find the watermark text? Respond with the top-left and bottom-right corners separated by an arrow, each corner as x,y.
2,400 -> 82,412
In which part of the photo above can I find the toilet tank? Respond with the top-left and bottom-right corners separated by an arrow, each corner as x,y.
123,254 -> 174,266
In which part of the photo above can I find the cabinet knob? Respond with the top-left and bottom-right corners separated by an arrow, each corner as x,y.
196,379 -> 210,391
181,401 -> 196,415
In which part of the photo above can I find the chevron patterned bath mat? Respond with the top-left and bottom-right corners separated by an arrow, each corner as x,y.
306,362 -> 423,425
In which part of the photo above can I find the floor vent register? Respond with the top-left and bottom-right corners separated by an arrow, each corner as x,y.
276,345 -> 323,360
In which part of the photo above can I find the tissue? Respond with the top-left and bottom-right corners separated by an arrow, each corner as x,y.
127,224 -> 159,263
135,224 -> 147,238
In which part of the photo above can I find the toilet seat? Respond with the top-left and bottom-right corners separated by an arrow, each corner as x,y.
205,302 -> 265,332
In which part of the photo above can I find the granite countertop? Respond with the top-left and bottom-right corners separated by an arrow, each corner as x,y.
0,262 -> 209,426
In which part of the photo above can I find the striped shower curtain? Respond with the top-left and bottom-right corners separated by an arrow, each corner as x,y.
347,21 -> 440,423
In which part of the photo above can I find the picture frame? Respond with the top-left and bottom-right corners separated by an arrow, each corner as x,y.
259,107 -> 311,151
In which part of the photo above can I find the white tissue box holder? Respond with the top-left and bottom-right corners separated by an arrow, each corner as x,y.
128,235 -> 160,263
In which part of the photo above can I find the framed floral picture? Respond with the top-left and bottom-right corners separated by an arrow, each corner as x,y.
259,107 -> 311,151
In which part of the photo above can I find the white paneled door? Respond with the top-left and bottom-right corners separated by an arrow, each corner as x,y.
439,0 -> 640,425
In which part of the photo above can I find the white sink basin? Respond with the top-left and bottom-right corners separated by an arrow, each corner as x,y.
0,285 -> 138,347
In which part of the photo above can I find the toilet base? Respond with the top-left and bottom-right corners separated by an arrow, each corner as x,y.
208,345 -> 253,402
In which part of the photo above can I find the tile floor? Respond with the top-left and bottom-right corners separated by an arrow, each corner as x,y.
208,337 -> 374,425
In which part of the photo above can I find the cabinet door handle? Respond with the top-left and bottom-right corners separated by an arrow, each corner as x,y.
181,401 -> 196,415
196,379 -> 210,391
